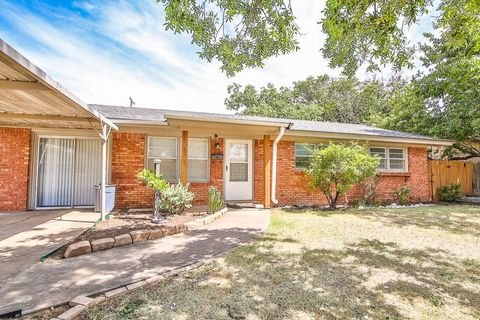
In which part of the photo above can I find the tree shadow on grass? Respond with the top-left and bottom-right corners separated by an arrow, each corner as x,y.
354,205 -> 480,237
99,235 -> 479,320
348,239 -> 480,317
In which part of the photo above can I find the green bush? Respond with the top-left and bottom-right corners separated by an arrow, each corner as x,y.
208,186 -> 225,213
137,169 -> 169,220
393,185 -> 411,205
137,169 -> 169,191
160,182 -> 195,215
438,183 -> 462,202
306,143 -> 379,209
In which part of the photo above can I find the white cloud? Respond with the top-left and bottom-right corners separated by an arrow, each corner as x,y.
0,0 -> 367,113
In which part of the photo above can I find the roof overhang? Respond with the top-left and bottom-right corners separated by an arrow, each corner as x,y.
285,130 -> 454,146
110,118 -> 168,126
0,39 -> 117,130
164,113 -> 292,128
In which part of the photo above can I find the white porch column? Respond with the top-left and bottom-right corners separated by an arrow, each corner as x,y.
99,121 -> 113,221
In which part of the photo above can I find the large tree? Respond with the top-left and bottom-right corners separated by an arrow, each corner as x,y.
158,0 -> 479,76
225,75 -> 391,125
159,0 -> 480,157
158,0 -> 299,76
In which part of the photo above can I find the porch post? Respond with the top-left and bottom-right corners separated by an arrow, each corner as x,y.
263,135 -> 271,208
101,134 -> 107,219
181,130 -> 188,185
99,121 -> 112,221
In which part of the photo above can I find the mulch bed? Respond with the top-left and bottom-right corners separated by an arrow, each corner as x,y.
48,207 -> 209,261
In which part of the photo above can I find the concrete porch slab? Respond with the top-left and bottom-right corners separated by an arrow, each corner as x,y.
0,210 -> 100,285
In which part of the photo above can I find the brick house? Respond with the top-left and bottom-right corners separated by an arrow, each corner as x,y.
0,39 -> 452,213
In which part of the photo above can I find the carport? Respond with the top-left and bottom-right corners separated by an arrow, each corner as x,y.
0,39 -> 117,218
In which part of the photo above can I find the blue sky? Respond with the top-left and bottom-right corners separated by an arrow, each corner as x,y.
0,0 -> 433,113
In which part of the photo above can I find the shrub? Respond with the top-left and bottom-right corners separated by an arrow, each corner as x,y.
393,185 -> 411,205
208,186 -> 225,213
306,143 -> 380,209
360,174 -> 381,206
438,183 -> 462,202
137,169 -> 169,220
137,169 -> 169,191
160,182 -> 195,215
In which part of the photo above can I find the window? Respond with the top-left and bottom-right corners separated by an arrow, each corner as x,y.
147,137 -> 178,180
295,143 -> 320,170
188,138 -> 209,181
369,147 -> 407,172
229,143 -> 249,181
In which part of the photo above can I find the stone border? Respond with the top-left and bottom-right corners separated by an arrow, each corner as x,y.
50,213 -> 257,320
63,207 -> 228,258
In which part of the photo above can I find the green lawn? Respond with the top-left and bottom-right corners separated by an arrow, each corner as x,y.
82,205 -> 480,320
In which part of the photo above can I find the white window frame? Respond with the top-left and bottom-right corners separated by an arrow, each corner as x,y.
369,146 -> 408,173
146,136 -> 179,181
187,137 -> 210,183
294,143 -> 320,170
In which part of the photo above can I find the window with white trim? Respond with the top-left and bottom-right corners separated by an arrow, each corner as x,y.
147,137 -> 178,180
188,138 -> 209,181
295,143 -> 321,170
369,147 -> 407,172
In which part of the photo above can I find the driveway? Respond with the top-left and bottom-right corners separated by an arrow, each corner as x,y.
0,208 -> 270,316
0,210 -> 99,285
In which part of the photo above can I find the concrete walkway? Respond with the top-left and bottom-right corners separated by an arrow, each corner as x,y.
0,210 -> 99,285
0,209 -> 270,316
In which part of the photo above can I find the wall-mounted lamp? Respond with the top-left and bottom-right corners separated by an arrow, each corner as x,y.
214,134 -> 221,150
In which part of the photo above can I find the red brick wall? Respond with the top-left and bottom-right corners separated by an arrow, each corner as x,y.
111,132 -> 153,208
0,127 -> 30,211
111,134 -> 431,208
273,141 -> 431,206
111,133 -> 225,208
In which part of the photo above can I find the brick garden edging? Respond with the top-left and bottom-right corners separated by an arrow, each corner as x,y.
51,210 -> 258,320
63,207 -> 229,259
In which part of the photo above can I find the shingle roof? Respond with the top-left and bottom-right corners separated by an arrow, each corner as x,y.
91,104 -> 442,142
289,119 -> 435,140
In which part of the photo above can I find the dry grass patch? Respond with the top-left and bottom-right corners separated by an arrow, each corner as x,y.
79,204 -> 480,320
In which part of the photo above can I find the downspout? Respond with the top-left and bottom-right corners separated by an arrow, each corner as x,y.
99,120 -> 113,221
271,126 -> 287,205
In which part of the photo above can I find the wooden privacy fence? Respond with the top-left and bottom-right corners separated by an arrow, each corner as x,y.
429,160 -> 473,200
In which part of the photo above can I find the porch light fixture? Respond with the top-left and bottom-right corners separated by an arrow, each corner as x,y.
214,134 -> 221,150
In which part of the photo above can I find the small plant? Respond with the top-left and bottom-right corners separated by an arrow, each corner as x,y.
208,186 -> 225,213
137,169 -> 169,221
160,182 -> 195,215
438,183 -> 462,202
360,174 -> 381,206
393,185 -> 411,205
137,169 -> 169,191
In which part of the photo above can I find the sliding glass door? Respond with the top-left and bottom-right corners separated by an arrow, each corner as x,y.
36,137 -> 102,208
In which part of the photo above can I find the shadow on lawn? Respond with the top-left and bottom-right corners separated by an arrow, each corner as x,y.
356,205 -> 480,237
84,229 -> 480,320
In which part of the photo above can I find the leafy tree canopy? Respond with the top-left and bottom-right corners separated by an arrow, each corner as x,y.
159,0 -> 479,76
225,75 -> 392,125
158,0 -> 299,76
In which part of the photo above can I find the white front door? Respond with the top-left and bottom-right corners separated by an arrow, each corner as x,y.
224,139 -> 253,201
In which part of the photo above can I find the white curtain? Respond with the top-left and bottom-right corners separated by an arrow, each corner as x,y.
37,138 -> 74,207
36,137 -> 102,207
74,139 -> 102,206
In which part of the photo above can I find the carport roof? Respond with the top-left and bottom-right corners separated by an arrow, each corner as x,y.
0,39 -> 116,130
